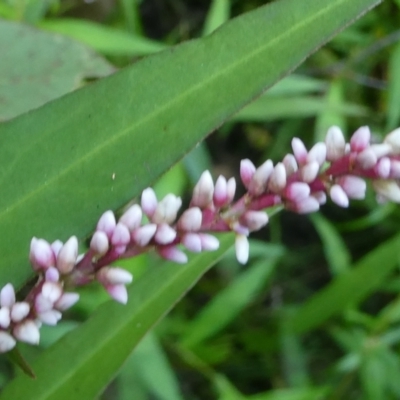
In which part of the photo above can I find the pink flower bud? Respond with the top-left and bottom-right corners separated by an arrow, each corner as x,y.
30,238 -> 55,271
336,176 -> 366,199
226,177 -> 236,203
356,148 -> 377,169
330,184 -> 349,208
199,234 -> 219,251
141,188 -> 158,217
325,126 -> 346,161
41,282 -> 62,304
56,236 -> 78,274
372,180 -> 400,202
370,143 -> 391,158
97,211 -> 116,239
38,310 -> 62,325
13,320 -> 40,345
307,142 -> 326,166
45,267 -> 60,282
119,204 -> 142,230
312,191 -> 327,205
291,138 -> 308,164
268,162 -> 286,192
158,246 -> 188,264
282,154 -> 298,176
11,302 -> 30,322
214,176 -> 228,207
0,331 -> 16,353
90,231 -> 109,256
111,223 -> 131,247
35,293 -> 53,313
235,234 -> 249,264
291,197 -> 320,214
300,161 -> 319,183
284,182 -> 310,202
153,194 -> 182,224
97,267 -> 133,285
51,240 -> 63,257
55,292 -> 80,311
241,211 -> 269,232
192,171 -> 214,208
182,233 -> 202,252
350,126 -> 370,152
248,159 -> 273,196
0,308 -> 11,329
178,207 -> 202,232
154,224 -> 177,245
105,284 -> 128,304
132,224 -> 157,247
390,160 -> 400,178
374,157 -> 391,179
0,284 -> 15,308
240,159 -> 256,187
384,127 -> 400,154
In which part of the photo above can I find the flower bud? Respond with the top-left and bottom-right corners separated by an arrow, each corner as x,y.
30,238 -> 55,271
0,284 -> 15,308
158,246 -> 188,264
350,126 -> 370,152
90,231 -> 109,256
235,234 -> 249,264
178,207 -> 202,232
13,320 -> 40,345
325,126 -> 346,161
192,171 -> 214,208
240,159 -> 256,187
57,236 -> 78,274
0,331 -> 16,353
153,194 -> 182,224
97,211 -> 116,239
141,188 -> 158,217
119,204 -> 142,231
330,184 -> 349,208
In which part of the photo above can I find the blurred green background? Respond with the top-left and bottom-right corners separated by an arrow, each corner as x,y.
2,0 -> 400,399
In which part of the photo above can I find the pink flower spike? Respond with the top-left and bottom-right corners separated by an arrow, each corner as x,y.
372,180 -> 400,202
30,238 -> 55,271
158,246 -> 188,264
119,204 -> 142,231
192,170 -> 214,208
55,292 -> 80,311
0,332 -> 16,353
241,211 -> 269,232
325,126 -> 346,161
13,320 -> 40,345
111,223 -> 131,247
11,302 -> 30,322
56,236 -> 78,274
300,161 -> 320,183
268,162 -> 287,192
307,142 -> 327,166
282,154 -> 298,176
240,159 -> 256,187
38,310 -> 62,326
97,267 -> 133,285
132,224 -> 157,247
154,224 -> 177,245
356,148 -> 377,169
292,197 -> 320,214
214,176 -> 228,207
51,240 -> 63,257
97,211 -> 116,239
384,127 -> 400,154
0,284 -> 15,308
178,207 -> 202,232
141,188 -> 158,217
226,177 -> 236,203
41,282 -> 62,304
45,267 -> 60,283
350,126 -> 371,152
248,159 -> 273,196
106,284 -> 128,304
284,182 -> 310,202
182,233 -> 202,253
235,234 -> 249,264
330,184 -> 349,208
291,138 -> 308,164
153,194 -> 182,224
375,157 -> 391,179
199,234 -> 219,251
0,308 -> 11,329
90,231 -> 109,256
337,176 -> 366,199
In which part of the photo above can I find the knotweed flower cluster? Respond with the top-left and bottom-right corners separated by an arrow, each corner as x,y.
1,125 -> 400,353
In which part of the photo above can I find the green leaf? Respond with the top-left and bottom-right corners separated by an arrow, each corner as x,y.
181,245 -> 283,347
0,235 -> 234,399
0,0 -> 380,289
288,233 -> 400,334
386,41 -> 400,130
0,19 -> 114,121
38,18 -> 166,56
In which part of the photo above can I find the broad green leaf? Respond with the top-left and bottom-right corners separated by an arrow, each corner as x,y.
288,233 -> 400,334
39,18 -> 166,56
310,214 -> 351,275
0,19 -> 114,121
202,0 -> 230,36
0,0 -> 380,289
181,246 -> 283,347
0,235 -> 234,399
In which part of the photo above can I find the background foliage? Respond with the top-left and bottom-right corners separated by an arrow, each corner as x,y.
1,0 -> 400,399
